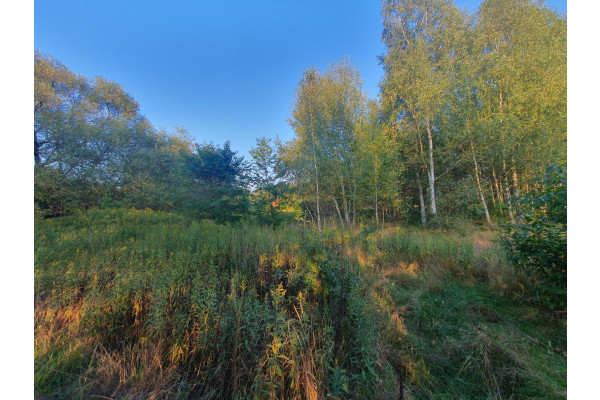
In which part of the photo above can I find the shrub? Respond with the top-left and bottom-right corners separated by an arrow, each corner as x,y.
501,164 -> 566,309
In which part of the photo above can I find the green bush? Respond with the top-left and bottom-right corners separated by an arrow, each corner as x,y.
35,166 -> 104,217
501,164 -> 566,309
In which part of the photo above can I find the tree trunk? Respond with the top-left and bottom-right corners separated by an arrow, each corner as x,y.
305,205 -> 316,228
375,179 -> 379,229
333,197 -> 345,228
34,130 -> 41,166
493,169 -> 504,203
489,183 -> 497,208
426,119 -> 437,219
512,164 -> 520,199
503,160 -> 516,224
470,141 -> 492,227
307,98 -> 321,232
511,162 -> 522,222
314,161 -> 321,232
498,179 -> 506,211
416,169 -> 427,225
339,172 -> 351,227
498,91 -> 515,224
352,169 -> 356,227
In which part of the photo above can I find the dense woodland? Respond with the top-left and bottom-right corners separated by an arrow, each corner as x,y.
34,0 -> 567,399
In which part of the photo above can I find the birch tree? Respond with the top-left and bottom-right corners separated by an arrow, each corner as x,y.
380,0 -> 468,224
475,0 -> 567,221
287,61 -> 367,229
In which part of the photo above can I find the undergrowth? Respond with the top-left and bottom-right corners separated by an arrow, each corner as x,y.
35,210 -> 566,399
35,209 -> 395,399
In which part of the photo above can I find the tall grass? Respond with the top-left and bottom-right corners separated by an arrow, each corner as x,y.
35,211 -> 566,399
35,209 -> 395,399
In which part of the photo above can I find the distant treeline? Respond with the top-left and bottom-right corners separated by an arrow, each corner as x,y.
35,0 -> 566,227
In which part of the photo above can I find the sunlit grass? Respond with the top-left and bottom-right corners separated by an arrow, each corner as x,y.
363,225 -> 567,399
35,210 -> 566,399
35,209 -> 392,399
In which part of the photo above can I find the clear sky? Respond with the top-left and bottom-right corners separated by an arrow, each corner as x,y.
34,0 -> 566,160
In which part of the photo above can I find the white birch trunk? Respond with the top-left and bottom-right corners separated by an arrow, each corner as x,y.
426,119 -> 437,218
493,169 -> 504,203
511,163 -> 522,222
333,197 -> 345,228
471,141 -> 492,227
416,169 -> 427,225
338,172 -> 351,227
375,179 -> 379,229
503,160 -> 516,224
314,161 -> 321,231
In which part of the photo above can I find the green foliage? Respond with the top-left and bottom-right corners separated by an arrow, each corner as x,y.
34,52 -> 152,179
181,141 -> 250,222
34,165 -> 104,217
374,0 -> 566,227
35,53 -> 253,220
249,185 -> 289,226
501,164 -> 567,309
34,52 -> 198,216
249,137 -> 282,189
437,177 -> 485,219
186,141 -> 247,186
249,137 -> 291,226
34,0 -> 568,396
35,0 -> 567,226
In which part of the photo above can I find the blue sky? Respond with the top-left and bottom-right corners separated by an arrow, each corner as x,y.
34,0 -> 566,160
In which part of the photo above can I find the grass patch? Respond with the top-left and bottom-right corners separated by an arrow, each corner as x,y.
367,226 -> 566,399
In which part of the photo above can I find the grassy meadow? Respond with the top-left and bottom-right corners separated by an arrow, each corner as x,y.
34,209 -> 566,399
